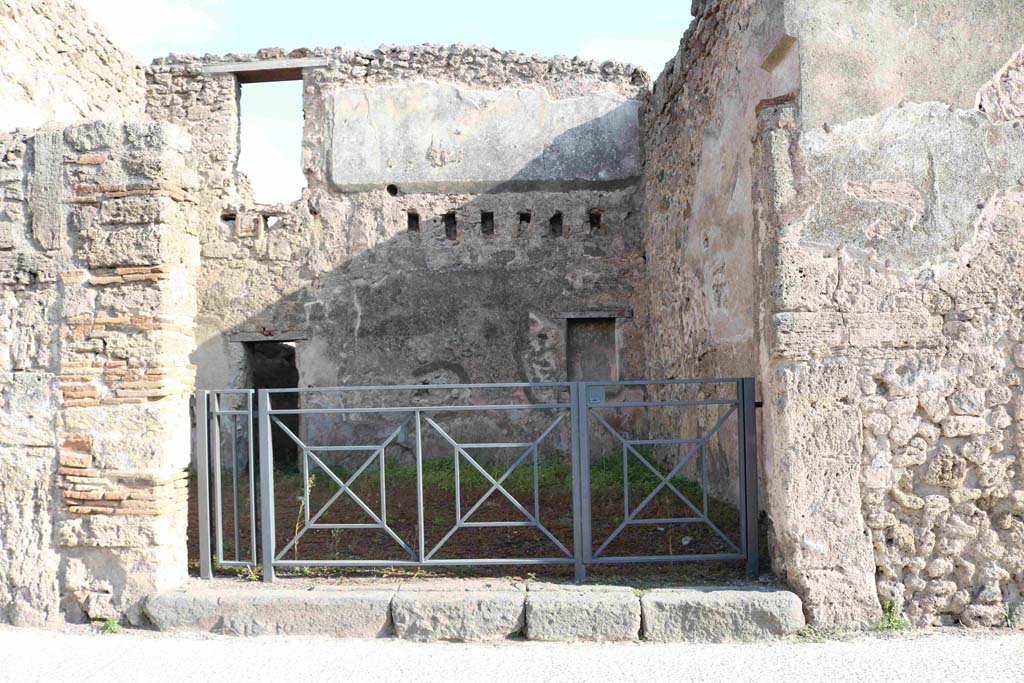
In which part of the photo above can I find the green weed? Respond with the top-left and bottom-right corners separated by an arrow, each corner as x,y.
876,599 -> 912,633
99,617 -> 122,634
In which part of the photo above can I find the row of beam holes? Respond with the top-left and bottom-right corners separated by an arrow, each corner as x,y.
407,210 -> 602,239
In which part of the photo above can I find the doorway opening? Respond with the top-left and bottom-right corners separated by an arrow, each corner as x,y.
566,317 -> 618,382
246,341 -> 300,470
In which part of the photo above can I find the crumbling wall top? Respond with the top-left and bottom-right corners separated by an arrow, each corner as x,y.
148,44 -> 649,98
0,0 -> 145,132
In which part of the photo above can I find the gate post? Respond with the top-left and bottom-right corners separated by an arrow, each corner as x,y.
578,384 -> 593,566
739,378 -> 759,578
258,389 -> 276,583
569,383 -> 586,583
195,391 -> 213,580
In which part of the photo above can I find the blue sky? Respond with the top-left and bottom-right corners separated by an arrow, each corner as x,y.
78,0 -> 692,202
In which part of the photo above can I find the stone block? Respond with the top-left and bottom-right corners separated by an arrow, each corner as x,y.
524,584 -> 640,641
63,400 -> 191,471
65,544 -> 188,625
391,581 -> 525,641
0,221 -> 16,250
55,513 -> 183,549
641,587 -> 805,642
0,446 -> 61,626
146,584 -> 396,637
98,195 -> 176,226
769,312 -> 845,358
81,224 -> 166,268
941,415 -> 990,438
0,372 -> 55,447
28,129 -> 65,251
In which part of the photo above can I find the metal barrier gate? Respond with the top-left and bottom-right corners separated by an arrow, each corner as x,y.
194,379 -> 758,582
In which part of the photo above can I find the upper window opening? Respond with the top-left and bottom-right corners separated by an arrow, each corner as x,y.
238,80 -> 305,205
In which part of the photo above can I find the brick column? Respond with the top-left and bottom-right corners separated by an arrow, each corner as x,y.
49,121 -> 199,624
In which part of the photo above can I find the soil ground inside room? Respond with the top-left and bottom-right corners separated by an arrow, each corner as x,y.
188,456 -> 763,586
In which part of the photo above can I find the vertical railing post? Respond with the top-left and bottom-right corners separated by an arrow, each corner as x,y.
579,384 -> 593,565
569,383 -> 586,583
414,410 -> 425,563
211,393 -> 223,565
195,391 -> 213,580
739,378 -> 759,578
258,389 -> 276,583
246,390 -> 257,565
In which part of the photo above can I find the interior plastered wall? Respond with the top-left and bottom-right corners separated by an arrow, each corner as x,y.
146,46 -> 651,447
639,0 -> 795,503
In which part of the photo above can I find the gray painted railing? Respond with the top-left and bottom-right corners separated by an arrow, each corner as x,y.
194,379 -> 758,582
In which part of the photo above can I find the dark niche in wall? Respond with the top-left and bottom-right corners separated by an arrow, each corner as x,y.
247,341 -> 300,470
549,211 -> 564,237
444,211 -> 458,240
481,211 -> 495,235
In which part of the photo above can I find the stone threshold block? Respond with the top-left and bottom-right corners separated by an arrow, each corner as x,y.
145,582 -> 396,638
391,580 -> 526,642
525,583 -> 641,641
641,587 -> 805,643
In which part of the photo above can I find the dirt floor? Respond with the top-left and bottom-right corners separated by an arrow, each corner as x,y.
188,456 -> 758,586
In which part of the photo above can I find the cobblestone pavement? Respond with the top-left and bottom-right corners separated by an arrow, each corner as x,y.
0,624 -> 1021,682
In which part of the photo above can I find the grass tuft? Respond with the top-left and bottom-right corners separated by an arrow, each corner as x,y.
876,599 -> 912,633
99,617 -> 123,634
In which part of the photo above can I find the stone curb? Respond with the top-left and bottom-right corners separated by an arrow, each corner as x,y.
641,587 -> 806,642
145,586 -> 396,638
525,584 -> 641,642
392,588 -> 526,642
145,582 -> 804,643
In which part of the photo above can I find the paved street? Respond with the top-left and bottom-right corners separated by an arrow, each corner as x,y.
0,625 -> 1021,683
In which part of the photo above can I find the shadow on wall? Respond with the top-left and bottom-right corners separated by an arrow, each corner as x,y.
193,105 -> 742,490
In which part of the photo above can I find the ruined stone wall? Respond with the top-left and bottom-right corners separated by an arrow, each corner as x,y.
0,0 -> 144,132
146,46 -> 649,449
642,1 -> 1024,628
0,121 -> 199,625
754,53 -> 1024,628
0,129 -> 61,626
639,0 -> 791,500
